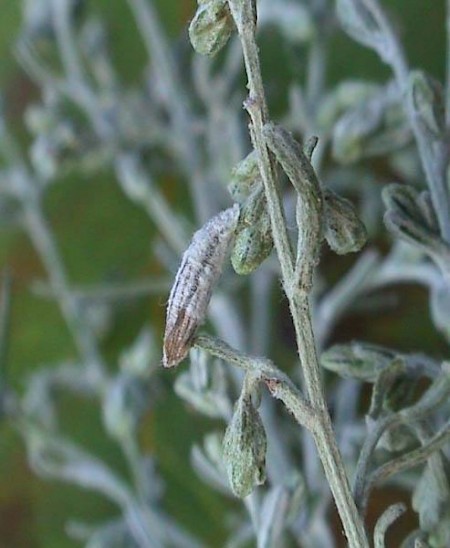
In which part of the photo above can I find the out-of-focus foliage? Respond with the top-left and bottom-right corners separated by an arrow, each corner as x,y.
0,0 -> 449,547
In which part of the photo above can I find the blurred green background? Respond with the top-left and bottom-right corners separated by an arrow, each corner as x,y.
0,1 -> 448,546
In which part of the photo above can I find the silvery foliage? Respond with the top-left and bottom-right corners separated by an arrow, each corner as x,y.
0,0 -> 448,546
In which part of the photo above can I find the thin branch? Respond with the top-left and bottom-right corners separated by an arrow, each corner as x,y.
193,334 -> 316,431
223,3 -> 369,545
373,503 -> 406,548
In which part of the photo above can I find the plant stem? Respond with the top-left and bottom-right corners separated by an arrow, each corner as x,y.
227,1 -> 368,545
291,296 -> 369,547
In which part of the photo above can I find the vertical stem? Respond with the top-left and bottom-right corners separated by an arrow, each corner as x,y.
227,1 -> 368,546
292,296 -> 368,546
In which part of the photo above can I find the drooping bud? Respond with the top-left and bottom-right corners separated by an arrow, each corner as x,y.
231,188 -> 273,274
189,0 -> 235,57
163,205 -> 239,367
323,188 -> 367,254
223,383 -> 267,497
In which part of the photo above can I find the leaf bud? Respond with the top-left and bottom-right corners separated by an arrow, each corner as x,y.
189,0 -> 235,57
231,188 -> 273,274
228,150 -> 260,203
223,386 -> 267,498
323,188 -> 367,254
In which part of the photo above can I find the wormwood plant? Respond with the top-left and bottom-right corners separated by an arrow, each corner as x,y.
1,0 -> 450,546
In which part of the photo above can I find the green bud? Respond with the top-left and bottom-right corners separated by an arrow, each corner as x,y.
189,0 -> 234,57
231,188 -> 273,274
231,222 -> 273,274
223,390 -> 267,498
323,188 -> 367,254
228,150 -> 260,202
321,342 -> 397,382
408,71 -> 445,138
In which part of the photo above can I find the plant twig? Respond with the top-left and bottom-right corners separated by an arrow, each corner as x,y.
194,334 -> 316,431
373,503 -> 406,548
226,2 -> 369,545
